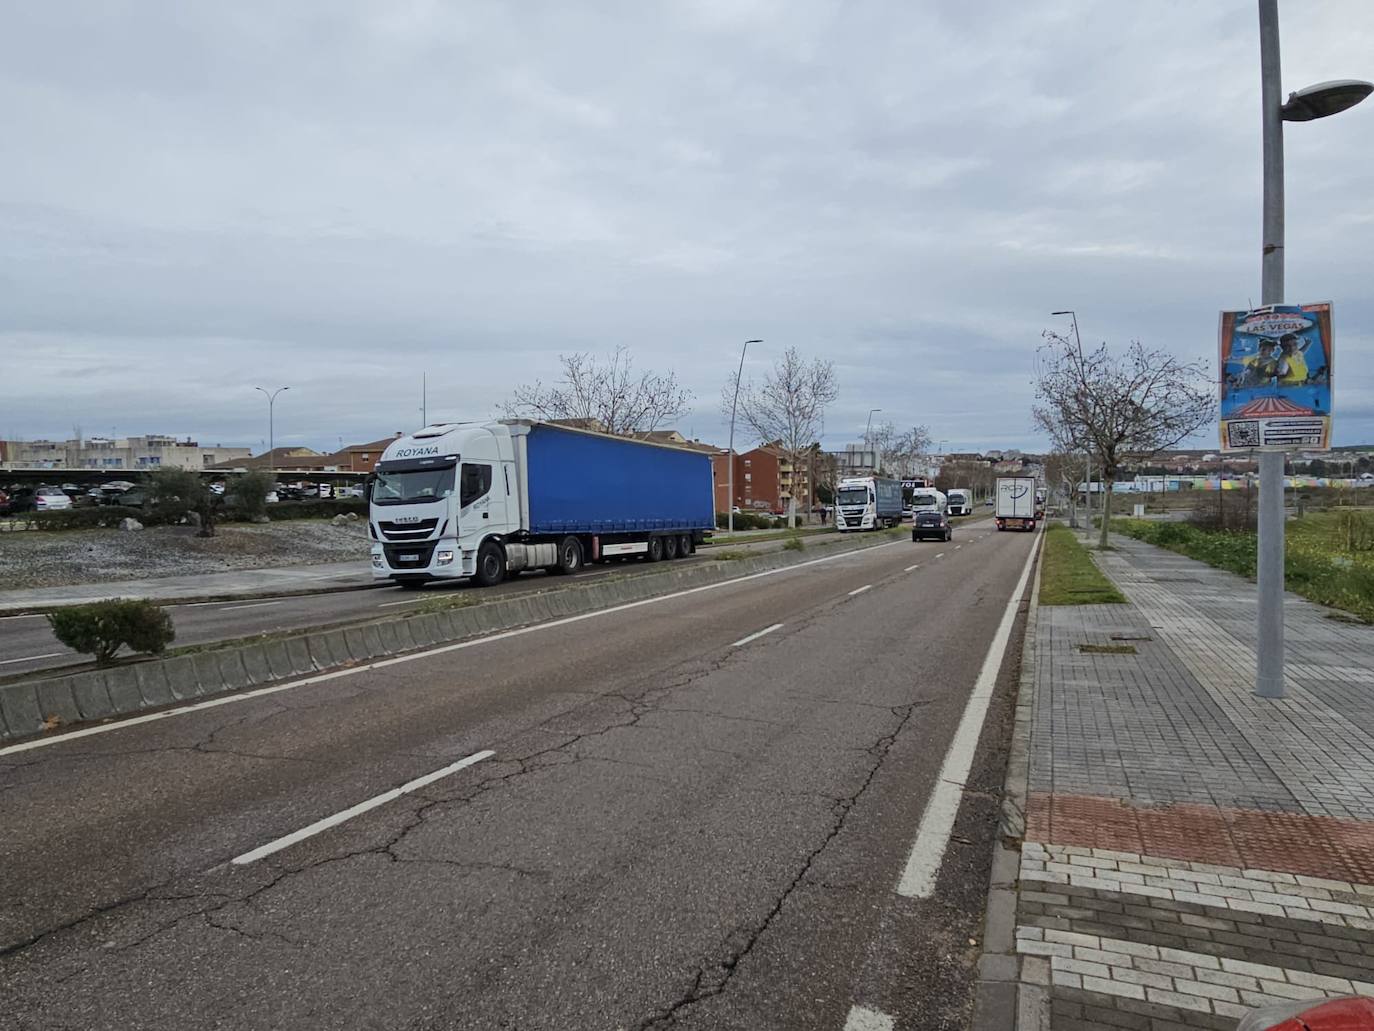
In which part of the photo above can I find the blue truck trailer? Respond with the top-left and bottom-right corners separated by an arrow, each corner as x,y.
369,419 -> 715,587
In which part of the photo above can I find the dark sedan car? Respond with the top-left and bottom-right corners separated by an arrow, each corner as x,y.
911,510 -> 952,542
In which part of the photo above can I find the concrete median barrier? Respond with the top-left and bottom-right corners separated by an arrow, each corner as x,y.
134,662 -> 174,707
36,679 -> 80,728
1,682 -> 41,736
1,531 -> 901,743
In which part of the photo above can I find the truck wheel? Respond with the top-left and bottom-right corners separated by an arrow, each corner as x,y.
646,536 -> 664,562
473,541 -> 505,586
551,536 -> 583,575
678,533 -> 693,556
663,534 -> 679,560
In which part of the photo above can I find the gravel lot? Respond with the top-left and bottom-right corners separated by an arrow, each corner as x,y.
0,520 -> 369,590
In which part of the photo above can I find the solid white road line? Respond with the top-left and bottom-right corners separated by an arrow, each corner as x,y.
844,1005 -> 895,1031
1,539 -> 906,757
847,585 -> 872,596
0,652 -> 65,666
896,529 -> 1043,899
377,598 -> 425,608
730,623 -> 784,647
218,601 -> 282,612
231,750 -> 494,865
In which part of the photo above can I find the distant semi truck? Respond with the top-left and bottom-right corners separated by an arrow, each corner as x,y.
835,476 -> 904,531
995,477 -> 1038,532
909,486 -> 947,516
946,488 -> 972,516
368,420 -> 714,587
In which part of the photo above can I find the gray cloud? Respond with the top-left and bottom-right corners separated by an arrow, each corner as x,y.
3,0 -> 1372,454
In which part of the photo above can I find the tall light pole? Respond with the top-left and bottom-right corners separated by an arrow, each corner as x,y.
1254,0 -> 1370,699
727,340 -> 762,535
864,408 -> 882,471
1050,311 -> 1093,534
254,386 -> 290,473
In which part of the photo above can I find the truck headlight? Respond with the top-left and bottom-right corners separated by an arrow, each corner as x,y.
371,551 -> 384,568
436,550 -> 455,565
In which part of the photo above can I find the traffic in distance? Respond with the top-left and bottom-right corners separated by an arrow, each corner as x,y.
366,419 -> 1045,588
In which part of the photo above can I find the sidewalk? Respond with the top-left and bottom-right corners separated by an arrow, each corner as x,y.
1008,534 -> 1374,1030
0,560 -> 377,614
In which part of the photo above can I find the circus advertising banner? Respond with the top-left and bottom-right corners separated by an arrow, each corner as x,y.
1218,302 -> 1333,451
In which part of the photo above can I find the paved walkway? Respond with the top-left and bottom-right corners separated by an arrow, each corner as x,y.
0,560 -> 376,614
1012,534 -> 1374,1030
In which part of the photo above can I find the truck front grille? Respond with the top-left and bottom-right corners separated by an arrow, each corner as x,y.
378,518 -> 440,541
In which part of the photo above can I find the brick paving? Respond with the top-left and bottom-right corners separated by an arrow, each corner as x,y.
1012,532 -> 1374,1029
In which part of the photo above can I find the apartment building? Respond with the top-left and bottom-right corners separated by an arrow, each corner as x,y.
0,436 -> 251,471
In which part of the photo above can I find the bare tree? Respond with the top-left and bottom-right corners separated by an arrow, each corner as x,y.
1042,451 -> 1091,528
1034,330 -> 1214,547
869,421 -> 932,478
736,348 -> 838,527
505,346 -> 692,435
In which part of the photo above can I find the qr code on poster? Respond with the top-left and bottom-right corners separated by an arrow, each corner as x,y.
1228,421 -> 1260,448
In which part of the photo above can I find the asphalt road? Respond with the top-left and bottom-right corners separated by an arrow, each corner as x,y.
0,530 -> 863,678
0,521 -> 1037,1030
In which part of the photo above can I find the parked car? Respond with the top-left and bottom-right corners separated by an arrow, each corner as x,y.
109,488 -> 148,509
7,486 -> 73,513
911,510 -> 952,542
0,488 -> 11,515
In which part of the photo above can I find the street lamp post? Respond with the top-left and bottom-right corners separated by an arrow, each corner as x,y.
254,386 -> 290,473
1254,0 -> 1370,699
864,409 -> 881,471
727,341 -> 762,535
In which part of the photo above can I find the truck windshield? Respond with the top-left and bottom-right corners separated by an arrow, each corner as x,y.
912,494 -> 936,507
837,488 -> 870,505
371,467 -> 456,505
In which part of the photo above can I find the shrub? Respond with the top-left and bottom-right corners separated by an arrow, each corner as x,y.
46,598 -> 176,665
147,468 -> 207,523
263,498 -> 368,521
226,469 -> 277,521
782,536 -> 805,552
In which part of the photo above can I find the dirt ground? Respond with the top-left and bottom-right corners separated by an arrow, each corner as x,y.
0,520 -> 369,590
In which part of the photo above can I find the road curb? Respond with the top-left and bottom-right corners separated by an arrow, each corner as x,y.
971,529 -> 1047,1031
0,530 -> 907,744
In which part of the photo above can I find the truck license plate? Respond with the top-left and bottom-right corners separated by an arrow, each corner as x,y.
401,553 -> 418,562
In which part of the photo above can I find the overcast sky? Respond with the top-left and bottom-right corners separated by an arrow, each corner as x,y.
4,0 -> 1372,455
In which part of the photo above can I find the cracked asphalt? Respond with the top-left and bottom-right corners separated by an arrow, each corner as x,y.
0,525 -> 1035,1030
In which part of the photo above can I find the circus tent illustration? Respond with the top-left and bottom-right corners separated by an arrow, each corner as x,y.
1231,396 -> 1314,418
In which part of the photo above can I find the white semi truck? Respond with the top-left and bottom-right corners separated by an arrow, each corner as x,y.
995,476 -> 1038,532
835,476 -> 904,531
908,486 -> 947,516
368,420 -> 715,588
945,488 -> 972,516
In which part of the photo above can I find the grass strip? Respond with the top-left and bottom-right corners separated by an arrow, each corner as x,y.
1038,524 -> 1126,605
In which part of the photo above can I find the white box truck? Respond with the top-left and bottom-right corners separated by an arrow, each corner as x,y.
995,477 -> 1038,532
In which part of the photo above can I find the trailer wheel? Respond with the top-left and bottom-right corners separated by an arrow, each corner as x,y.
678,533 -> 694,556
551,536 -> 583,575
663,534 -> 679,560
474,541 -> 505,587
646,536 -> 664,562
